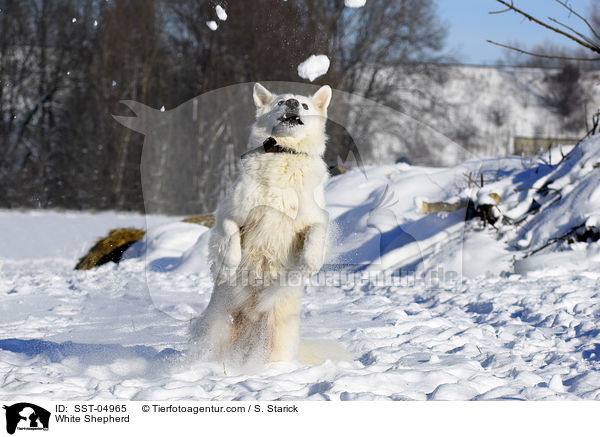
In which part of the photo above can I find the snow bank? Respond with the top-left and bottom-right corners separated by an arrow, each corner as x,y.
125,135 -> 600,283
512,139 -> 600,250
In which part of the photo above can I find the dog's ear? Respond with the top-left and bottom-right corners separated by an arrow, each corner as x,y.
312,85 -> 332,111
253,83 -> 274,108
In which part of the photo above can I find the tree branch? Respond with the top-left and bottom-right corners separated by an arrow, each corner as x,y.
554,0 -> 600,43
548,17 -> 597,47
487,40 -> 600,61
494,0 -> 600,54
488,6 -> 512,15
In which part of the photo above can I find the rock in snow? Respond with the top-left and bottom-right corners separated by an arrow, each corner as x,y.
297,54 -> 330,82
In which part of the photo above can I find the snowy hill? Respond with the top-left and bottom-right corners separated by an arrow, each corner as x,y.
1,136 -> 600,400
369,64 -> 600,165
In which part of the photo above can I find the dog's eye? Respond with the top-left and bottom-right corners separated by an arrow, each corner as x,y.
277,100 -> 284,106
302,103 -> 309,110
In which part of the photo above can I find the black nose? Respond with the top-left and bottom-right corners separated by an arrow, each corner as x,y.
285,98 -> 299,109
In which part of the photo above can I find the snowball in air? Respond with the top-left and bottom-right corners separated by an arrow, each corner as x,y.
216,5 -> 227,21
297,54 -> 330,82
206,21 -> 218,31
345,0 -> 366,7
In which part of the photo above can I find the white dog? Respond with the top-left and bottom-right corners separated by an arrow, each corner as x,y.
191,83 -> 334,365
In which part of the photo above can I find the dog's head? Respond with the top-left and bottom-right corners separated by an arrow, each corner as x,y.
250,83 -> 332,155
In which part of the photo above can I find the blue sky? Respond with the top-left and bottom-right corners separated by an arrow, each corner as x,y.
438,0 -> 595,64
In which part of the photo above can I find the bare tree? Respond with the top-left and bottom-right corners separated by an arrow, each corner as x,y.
0,0 -> 98,207
0,0 -> 450,213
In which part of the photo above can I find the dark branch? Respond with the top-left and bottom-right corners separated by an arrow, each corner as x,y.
554,0 -> 600,43
494,0 -> 600,54
547,17 -> 597,48
487,40 -> 600,61
488,6 -> 512,15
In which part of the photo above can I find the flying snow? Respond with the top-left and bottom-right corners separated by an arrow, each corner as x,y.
216,5 -> 228,21
206,21 -> 218,31
297,54 -> 330,82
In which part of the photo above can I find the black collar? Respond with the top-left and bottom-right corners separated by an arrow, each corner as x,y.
241,137 -> 307,160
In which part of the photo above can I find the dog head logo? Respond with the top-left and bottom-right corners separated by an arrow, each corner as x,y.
3,403 -> 50,435
112,82 -> 364,216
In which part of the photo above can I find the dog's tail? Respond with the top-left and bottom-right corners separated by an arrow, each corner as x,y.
298,339 -> 352,365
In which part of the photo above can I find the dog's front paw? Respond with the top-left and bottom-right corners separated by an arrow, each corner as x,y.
223,232 -> 241,269
300,247 -> 325,277
222,218 -> 242,269
300,223 -> 327,276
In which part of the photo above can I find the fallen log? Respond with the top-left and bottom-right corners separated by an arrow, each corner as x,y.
421,192 -> 501,226
421,199 -> 469,214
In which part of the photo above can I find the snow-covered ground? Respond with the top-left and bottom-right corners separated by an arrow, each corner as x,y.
1,138 -> 599,401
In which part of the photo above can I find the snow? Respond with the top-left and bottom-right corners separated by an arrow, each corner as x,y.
216,5 -> 227,21
297,54 -> 330,82
344,0 -> 366,7
0,210 -> 176,261
1,137 -> 600,400
206,20 -> 218,31
2,259 -> 599,400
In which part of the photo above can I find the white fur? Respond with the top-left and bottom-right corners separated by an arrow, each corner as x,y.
191,84 -> 333,365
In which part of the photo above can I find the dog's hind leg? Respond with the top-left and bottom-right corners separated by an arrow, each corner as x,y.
268,293 -> 301,362
189,286 -> 234,361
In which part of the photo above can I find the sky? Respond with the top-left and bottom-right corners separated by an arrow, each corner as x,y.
438,0 -> 595,65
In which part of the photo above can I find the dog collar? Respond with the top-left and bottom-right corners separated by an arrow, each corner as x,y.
241,137 -> 307,160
